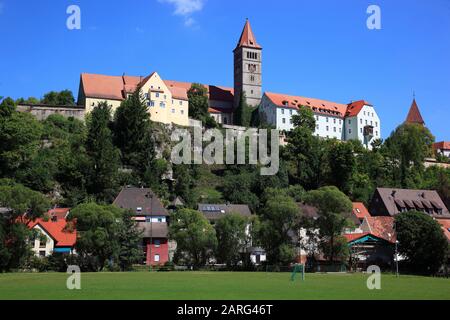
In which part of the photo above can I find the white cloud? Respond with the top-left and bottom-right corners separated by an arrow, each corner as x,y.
184,17 -> 195,27
159,0 -> 205,26
159,0 -> 204,16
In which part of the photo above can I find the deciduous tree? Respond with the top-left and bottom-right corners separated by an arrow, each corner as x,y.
215,213 -> 249,267
304,186 -> 353,263
169,209 -> 217,268
395,211 -> 448,275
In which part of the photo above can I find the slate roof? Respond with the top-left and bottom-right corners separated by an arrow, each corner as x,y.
137,222 -> 168,239
198,204 -> 252,221
296,203 -> 319,219
374,188 -> 450,217
113,187 -> 169,217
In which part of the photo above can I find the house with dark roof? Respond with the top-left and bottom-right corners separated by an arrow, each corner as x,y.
197,203 -> 252,223
113,187 -> 170,266
197,203 -> 264,264
369,187 -> 450,218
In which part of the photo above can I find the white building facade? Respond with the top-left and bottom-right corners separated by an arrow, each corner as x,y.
259,93 -> 381,149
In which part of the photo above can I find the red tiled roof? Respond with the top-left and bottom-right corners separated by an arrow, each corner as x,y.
164,80 -> 234,102
81,73 -> 128,100
208,107 -> 233,114
352,202 -> 371,220
436,218 -> 450,242
343,232 -> 369,242
363,216 -> 396,243
28,218 -> 76,247
47,208 -> 70,220
80,73 -> 196,103
235,19 -> 261,50
346,100 -> 372,117
405,99 -> 425,125
343,232 -> 394,244
265,92 -> 348,118
433,141 -> 450,151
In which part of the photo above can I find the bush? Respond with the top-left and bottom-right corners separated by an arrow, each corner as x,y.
28,256 -> 50,272
48,253 -> 69,272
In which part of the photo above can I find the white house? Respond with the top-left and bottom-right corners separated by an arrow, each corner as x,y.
259,93 -> 381,149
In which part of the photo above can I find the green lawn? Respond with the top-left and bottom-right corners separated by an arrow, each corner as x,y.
0,272 -> 449,300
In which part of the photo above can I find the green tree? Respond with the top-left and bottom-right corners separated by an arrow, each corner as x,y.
169,209 -> 217,268
304,186 -> 353,263
0,97 -> 16,117
395,211 -> 448,275
188,83 -> 209,120
328,141 -> 356,194
222,172 -> 260,211
15,97 -> 40,105
187,83 -> 217,127
234,91 -> 251,127
86,102 -> 120,201
68,203 -> 122,271
113,91 -> 156,180
421,166 -> 450,211
0,181 -> 50,271
285,107 -> 326,189
41,90 -> 75,105
258,194 -> 301,265
116,210 -> 143,271
0,112 -> 43,178
384,123 -> 434,187
215,213 -> 249,267
173,165 -> 195,207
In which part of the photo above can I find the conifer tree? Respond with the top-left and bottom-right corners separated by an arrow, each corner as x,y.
234,91 -> 250,127
113,91 -> 156,177
86,101 -> 120,201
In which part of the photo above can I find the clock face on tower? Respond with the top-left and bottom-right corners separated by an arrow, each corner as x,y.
249,64 -> 256,73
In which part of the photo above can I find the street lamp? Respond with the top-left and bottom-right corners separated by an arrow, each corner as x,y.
395,240 -> 399,277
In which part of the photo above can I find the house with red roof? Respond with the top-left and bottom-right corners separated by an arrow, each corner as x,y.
27,208 -> 76,257
351,202 -> 371,225
433,141 -> 450,158
436,218 -> 450,243
259,93 -> 381,149
344,216 -> 396,270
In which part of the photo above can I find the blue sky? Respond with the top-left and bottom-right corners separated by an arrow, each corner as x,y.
0,0 -> 449,141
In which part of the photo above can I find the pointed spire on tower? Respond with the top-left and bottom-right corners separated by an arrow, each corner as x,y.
235,19 -> 261,50
405,97 -> 425,126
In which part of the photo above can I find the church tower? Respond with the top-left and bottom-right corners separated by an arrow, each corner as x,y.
233,19 -> 262,108
405,98 -> 425,126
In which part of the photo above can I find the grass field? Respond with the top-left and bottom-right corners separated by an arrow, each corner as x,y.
0,272 -> 449,300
